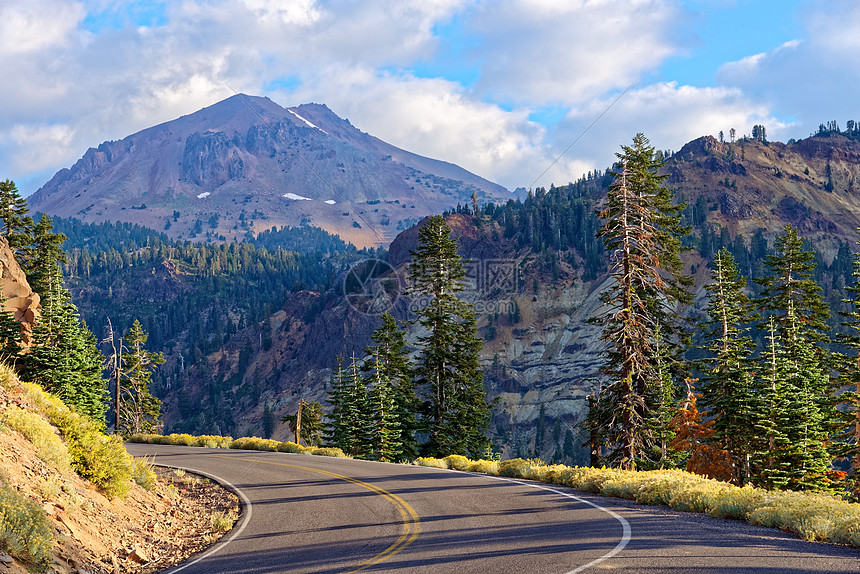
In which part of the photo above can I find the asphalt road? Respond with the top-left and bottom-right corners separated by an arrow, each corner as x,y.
125,444 -> 860,573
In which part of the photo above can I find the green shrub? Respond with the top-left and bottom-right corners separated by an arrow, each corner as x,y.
128,433 -> 158,443
168,433 -> 197,446
276,441 -> 307,454
2,406 -> 71,472
23,384 -> 133,499
38,479 -> 61,501
197,435 -> 233,448
443,455 -> 471,471
230,436 -> 280,451
211,510 -> 238,532
0,482 -> 54,570
466,459 -> 500,475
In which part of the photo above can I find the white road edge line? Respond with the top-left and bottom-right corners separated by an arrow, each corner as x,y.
150,463 -> 254,574
461,471 -> 632,573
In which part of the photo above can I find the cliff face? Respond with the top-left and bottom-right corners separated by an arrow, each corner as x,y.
0,236 -> 39,347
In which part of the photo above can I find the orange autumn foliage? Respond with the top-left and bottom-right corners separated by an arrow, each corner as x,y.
670,383 -> 734,483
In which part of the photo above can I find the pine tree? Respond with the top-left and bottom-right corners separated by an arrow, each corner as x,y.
363,312 -> 417,459
324,354 -> 372,457
644,326 -> 682,467
368,356 -> 402,462
408,215 -> 491,458
699,248 -> 762,485
754,224 -> 835,490
834,239 -> 860,496
0,309 -> 23,361
591,133 -> 691,469
262,403 -> 275,438
0,179 -> 33,264
117,320 -> 164,436
20,215 -> 107,424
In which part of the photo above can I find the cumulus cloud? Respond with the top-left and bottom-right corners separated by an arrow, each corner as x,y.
5,123 -> 76,173
0,1 -> 85,54
465,0 -> 683,105
6,0 -> 837,198
717,0 -> 860,141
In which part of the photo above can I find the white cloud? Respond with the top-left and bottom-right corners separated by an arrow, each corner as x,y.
716,1 -> 860,141
465,0 -> 683,105
240,0 -> 321,26
0,1 -> 85,54
4,123 -> 76,173
6,0 -> 830,200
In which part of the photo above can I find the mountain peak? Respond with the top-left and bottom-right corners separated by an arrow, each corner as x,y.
28,95 -> 509,248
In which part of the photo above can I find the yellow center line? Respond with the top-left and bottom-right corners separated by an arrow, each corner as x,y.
209,454 -> 421,573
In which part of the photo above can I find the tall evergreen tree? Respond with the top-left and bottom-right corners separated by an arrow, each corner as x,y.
754,224 -> 835,490
117,320 -> 164,436
363,312 -> 418,459
834,238 -> 860,495
367,356 -> 403,462
591,133 -> 691,469
324,355 -> 373,457
0,179 -> 33,263
20,215 -> 107,424
408,215 -> 491,458
699,248 -> 762,485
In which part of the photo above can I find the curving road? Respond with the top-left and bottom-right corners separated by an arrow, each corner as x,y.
125,444 -> 860,574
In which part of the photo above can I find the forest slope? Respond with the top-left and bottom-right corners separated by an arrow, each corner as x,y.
58,127 -> 860,461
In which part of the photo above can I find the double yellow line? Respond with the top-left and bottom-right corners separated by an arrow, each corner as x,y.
214,455 -> 421,573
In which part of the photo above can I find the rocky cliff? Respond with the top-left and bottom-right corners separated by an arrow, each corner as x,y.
0,236 -> 39,347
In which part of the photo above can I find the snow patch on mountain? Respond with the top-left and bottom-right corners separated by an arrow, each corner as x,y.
283,193 -> 312,201
196,192 -> 210,199
324,199 -> 336,204
287,109 -> 328,135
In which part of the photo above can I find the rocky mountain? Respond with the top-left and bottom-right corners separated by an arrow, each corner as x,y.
28,95 -> 510,248
666,133 -> 860,260
59,126 -> 860,462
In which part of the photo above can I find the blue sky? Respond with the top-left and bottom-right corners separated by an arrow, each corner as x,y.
1,0 -> 856,195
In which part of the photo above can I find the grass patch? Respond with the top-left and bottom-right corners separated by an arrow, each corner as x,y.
411,454 -> 860,548
414,457 -> 448,469
131,432 -> 352,460
306,447 -> 347,458
2,406 -> 71,473
132,456 -> 157,491
211,510 -> 238,533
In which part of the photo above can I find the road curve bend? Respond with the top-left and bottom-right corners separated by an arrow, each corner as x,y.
126,444 -> 860,574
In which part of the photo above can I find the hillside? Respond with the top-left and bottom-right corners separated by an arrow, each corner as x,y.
27,95 -> 510,248
54,127 -> 860,461
666,132 -> 860,260
0,365 -> 238,574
